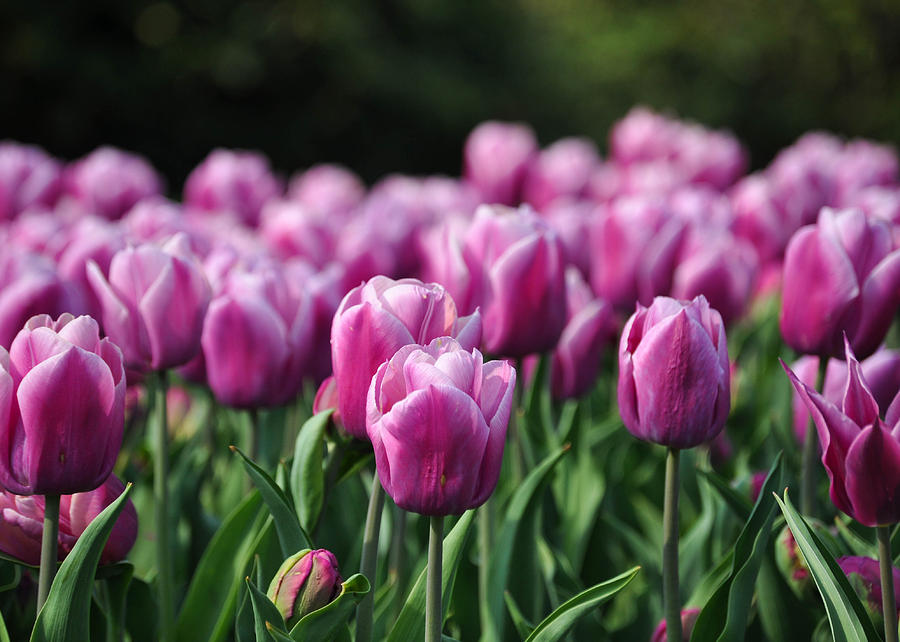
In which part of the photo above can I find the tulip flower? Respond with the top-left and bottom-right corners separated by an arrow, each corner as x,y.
0,474 -> 137,566
463,121 -> 538,205
268,549 -> 343,629
56,217 -> 128,320
780,207 -> 900,360
522,137 -> 599,211
838,556 -> 900,630
87,234 -> 212,373
330,276 -> 481,440
61,146 -> 164,220
287,163 -> 366,219
0,142 -> 62,220
0,313 -> 125,496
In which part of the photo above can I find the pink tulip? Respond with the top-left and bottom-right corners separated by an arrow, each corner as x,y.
268,549 -> 343,628
463,121 -> 538,205
0,142 -> 62,220
522,137 -> 599,211
366,337 -> 515,515
650,607 -> 701,642
0,314 -> 125,495
287,163 -> 366,219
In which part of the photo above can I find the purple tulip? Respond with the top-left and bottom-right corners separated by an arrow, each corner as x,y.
463,121 -> 538,206
201,262 -> 313,408
832,140 -> 898,206
184,149 -> 282,227
780,207 -> 900,359
670,123 -> 747,189
522,137 -> 600,211
259,199 -> 336,268
330,276 -> 482,440
460,204 -> 567,357
62,146 -> 163,220
87,234 -> 212,372
838,556 -> 900,621
0,314 -> 125,495
785,338 -> 900,526
0,474 -> 137,566
541,200 -> 597,279
287,163 -> 366,219
618,296 -> 730,449
366,337 -> 516,515
609,107 -> 676,165
730,174 -> 802,266
550,268 -> 617,400
56,217 -> 128,320
846,186 -> 900,225
267,549 -> 342,628
0,142 -> 62,220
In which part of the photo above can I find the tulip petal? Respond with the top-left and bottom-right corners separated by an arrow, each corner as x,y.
842,338 -> 880,429
470,360 -> 514,507
844,424 -> 900,526
848,249 -> 900,359
87,260 -> 148,369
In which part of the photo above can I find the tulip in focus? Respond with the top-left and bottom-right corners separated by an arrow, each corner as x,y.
618,295 -> 730,449
267,548 -> 343,629
463,121 -> 538,205
0,314 -> 125,495
366,337 -> 515,515
0,474 -> 137,565
780,207 -> 900,359
329,276 -> 481,440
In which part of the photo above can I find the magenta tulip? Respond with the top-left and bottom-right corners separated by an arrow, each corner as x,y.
0,314 -> 125,495
331,276 -> 481,440
0,474 -> 137,566
780,207 -> 900,359
287,163 -> 366,219
87,234 -> 212,372
366,337 -> 515,515
838,557 -> 900,621
522,137 -> 599,211
463,121 -> 538,205
618,296 -> 730,449
785,338 -> 900,526
0,142 -> 62,220
268,549 -> 343,628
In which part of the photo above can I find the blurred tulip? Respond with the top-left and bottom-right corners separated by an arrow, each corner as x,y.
609,107 -> 676,165
0,474 -> 137,566
542,200 -> 597,278
522,137 -> 599,211
846,186 -> 900,225
650,607 -> 701,642
785,338 -> 900,526
259,200 -> 336,268
87,234 -> 211,372
618,295 -> 730,449
0,314 -> 125,495
267,549 -> 343,628
331,276 -> 481,439
463,121 -> 537,205
56,217 -> 127,320
62,146 -> 163,220
0,142 -> 61,220
366,337 -> 515,515
833,140 -> 898,206
838,556 -> 900,626
780,207 -> 900,359
287,163 -> 366,219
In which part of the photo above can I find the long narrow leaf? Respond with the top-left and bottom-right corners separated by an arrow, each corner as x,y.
290,410 -> 332,533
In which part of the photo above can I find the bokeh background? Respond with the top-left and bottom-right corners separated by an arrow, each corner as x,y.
3,0 -> 900,187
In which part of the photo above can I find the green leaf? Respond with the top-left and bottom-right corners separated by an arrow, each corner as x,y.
247,575 -> 287,641
266,623 -> 295,642
525,566 -> 640,642
503,591 -> 535,640
175,492 -> 263,642
697,469 -> 753,522
0,560 -> 20,592
386,511 -> 476,642
481,445 -> 571,642
124,578 -> 158,642
0,607 -> 9,642
290,573 -> 370,640
31,483 -> 133,642
232,446 -> 311,557
773,490 -> 880,642
235,557 -> 259,642
756,556 -> 815,641
690,453 -> 783,642
290,410 -> 332,534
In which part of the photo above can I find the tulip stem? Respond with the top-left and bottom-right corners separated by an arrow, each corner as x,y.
388,506 -> 407,622
663,448 -> 681,642
801,358 -> 828,516
37,493 -> 60,614
878,525 -> 899,642
426,515 -> 444,642
152,370 -> 174,642
478,498 -> 493,634
356,475 -> 385,642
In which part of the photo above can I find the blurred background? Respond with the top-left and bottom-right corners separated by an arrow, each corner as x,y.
2,0 -> 899,188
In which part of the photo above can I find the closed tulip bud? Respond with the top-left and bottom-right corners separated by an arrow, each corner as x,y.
267,549 -> 342,629
774,525 -> 815,602
780,207 -> 900,359
0,474 -> 137,566
184,149 -> 282,227
522,137 -> 599,211
838,556 -> 900,628
463,121 -> 538,206
62,146 -> 163,220
618,295 -> 730,449
462,204 -> 567,357
287,163 -> 366,219
331,276 -> 481,440
650,607 -> 701,642
0,314 -> 125,495
366,337 -> 515,515
87,234 -> 212,372
0,142 -> 62,220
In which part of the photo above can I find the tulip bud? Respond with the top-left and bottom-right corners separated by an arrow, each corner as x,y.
0,314 -> 125,495
267,549 -> 342,628
774,525 -> 817,603
366,337 -> 516,516
618,295 -> 730,449
463,121 -> 537,206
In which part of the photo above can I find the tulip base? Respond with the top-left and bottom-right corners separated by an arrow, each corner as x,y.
426,515 -> 444,642
663,448 -> 681,642
37,493 -> 60,614
877,526 -> 898,642
356,475 -> 385,642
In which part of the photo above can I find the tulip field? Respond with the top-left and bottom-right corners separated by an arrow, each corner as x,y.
3,107 -> 900,641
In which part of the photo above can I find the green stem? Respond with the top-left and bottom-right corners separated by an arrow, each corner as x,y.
663,448 -> 681,642
152,370 -> 174,642
477,498 -> 493,634
388,506 -> 407,622
878,525 -> 899,642
37,493 -> 60,614
426,515 -> 444,642
356,475 -> 385,642
801,357 -> 828,516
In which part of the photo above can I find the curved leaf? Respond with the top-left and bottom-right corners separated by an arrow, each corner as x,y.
290,573 -> 370,640
290,410 -> 333,533
247,575 -> 286,641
